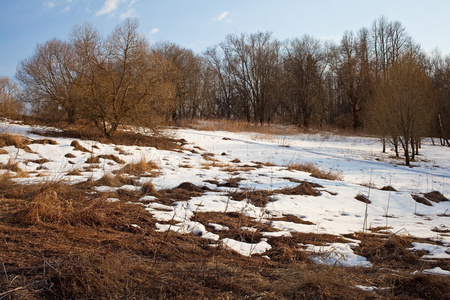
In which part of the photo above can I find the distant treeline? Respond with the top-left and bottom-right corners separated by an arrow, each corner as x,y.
1,16 -> 449,164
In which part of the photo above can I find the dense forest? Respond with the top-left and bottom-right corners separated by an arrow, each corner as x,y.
1,16 -> 450,164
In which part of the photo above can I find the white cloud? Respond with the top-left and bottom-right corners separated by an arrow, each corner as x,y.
128,0 -> 139,8
150,28 -> 159,35
213,11 -> 231,23
44,1 -> 56,9
120,8 -> 136,19
96,0 -> 125,16
217,11 -> 229,22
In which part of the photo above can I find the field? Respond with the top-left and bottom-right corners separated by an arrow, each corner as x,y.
0,119 -> 449,299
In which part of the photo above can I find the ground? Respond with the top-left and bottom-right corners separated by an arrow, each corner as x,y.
0,120 -> 449,299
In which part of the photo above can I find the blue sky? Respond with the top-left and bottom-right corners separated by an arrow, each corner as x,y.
1,0 -> 449,78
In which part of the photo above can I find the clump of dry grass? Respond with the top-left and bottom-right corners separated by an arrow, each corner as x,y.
67,169 -> 82,176
97,154 -> 125,164
270,214 -> 315,225
229,189 -> 273,207
86,154 -> 124,165
117,158 -> 159,176
95,173 -> 136,187
141,181 -> 160,196
85,156 -> 100,164
21,183 -> 74,225
0,132 -> 30,148
70,140 -> 90,152
32,138 -> 58,145
0,158 -> 29,178
287,162 -> 343,181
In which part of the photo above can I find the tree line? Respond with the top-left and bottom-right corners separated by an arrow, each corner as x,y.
1,16 -> 449,165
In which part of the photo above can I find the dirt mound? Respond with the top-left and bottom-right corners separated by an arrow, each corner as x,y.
424,191 -> 449,203
355,194 -> 371,204
277,182 -> 321,196
412,194 -> 432,206
229,190 -> 273,207
381,185 -> 397,191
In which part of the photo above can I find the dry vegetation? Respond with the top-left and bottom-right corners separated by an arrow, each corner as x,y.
0,173 -> 448,299
287,162 -> 343,181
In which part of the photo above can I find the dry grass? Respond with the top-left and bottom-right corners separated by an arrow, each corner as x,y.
0,180 -> 449,299
95,173 -> 136,187
287,162 -> 343,181
189,119 -> 300,135
97,154 -> 125,164
141,180 -> 160,196
0,132 -> 31,148
117,158 -> 159,176
70,140 -> 91,152
0,158 -> 29,178
67,169 -> 82,176
36,125 -> 186,151
32,138 -> 58,145
270,214 -> 315,225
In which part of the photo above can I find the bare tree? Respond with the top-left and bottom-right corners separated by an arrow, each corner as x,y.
429,51 -> 450,146
154,42 -> 205,123
0,77 -> 22,119
16,38 -> 80,123
72,19 -> 170,136
282,35 -> 326,127
329,28 -> 374,129
221,32 -> 282,124
371,55 -> 437,166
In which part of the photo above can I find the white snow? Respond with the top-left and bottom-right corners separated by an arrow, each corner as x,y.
422,267 -> 450,276
222,238 -> 272,256
410,243 -> 450,259
305,243 -> 372,267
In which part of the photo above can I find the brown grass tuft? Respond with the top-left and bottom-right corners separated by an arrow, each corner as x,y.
85,156 -> 100,164
21,183 -> 74,225
95,173 -> 136,187
97,154 -> 125,164
0,158 -> 29,177
287,162 -> 343,181
141,181 -> 160,196
229,189 -> 273,207
32,138 -> 58,145
64,152 -> 76,158
67,169 -> 82,176
70,140 -> 91,152
0,132 -> 31,148
277,182 -> 321,196
117,158 -> 159,176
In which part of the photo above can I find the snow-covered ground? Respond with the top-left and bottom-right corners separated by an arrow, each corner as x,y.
1,121 -> 449,267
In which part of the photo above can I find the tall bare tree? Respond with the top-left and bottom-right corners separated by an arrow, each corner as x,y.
371,55 -> 437,166
154,42 -> 205,122
0,77 -> 22,119
16,38 -> 80,123
282,35 -> 326,127
221,32 -> 281,124
329,28 -> 374,129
